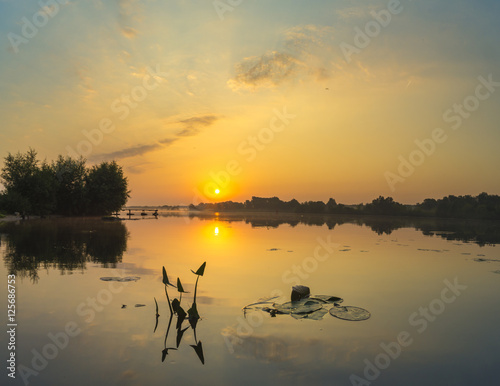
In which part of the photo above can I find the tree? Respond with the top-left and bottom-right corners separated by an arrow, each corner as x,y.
0,150 -> 130,216
0,149 -> 40,217
30,162 -> 57,216
364,196 -> 405,215
85,161 -> 129,215
1,148 -> 38,191
326,198 -> 338,213
52,155 -> 87,215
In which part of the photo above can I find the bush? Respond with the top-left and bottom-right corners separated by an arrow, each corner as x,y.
0,149 -> 129,217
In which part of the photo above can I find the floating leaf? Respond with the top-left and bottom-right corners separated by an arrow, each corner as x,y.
190,341 -> 205,364
329,306 -> 371,321
243,296 -> 280,310
310,295 -> 344,304
262,307 -> 280,317
273,299 -> 323,315
162,267 -> 175,287
134,304 -> 146,307
177,278 -> 189,293
191,262 -> 206,276
176,326 -> 189,348
291,308 -> 328,320
100,276 -> 140,282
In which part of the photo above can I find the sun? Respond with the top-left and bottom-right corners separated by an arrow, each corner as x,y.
215,189 -> 220,195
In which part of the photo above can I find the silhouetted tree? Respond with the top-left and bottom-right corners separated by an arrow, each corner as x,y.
191,194 -> 500,220
364,196 -> 406,216
0,149 -> 47,217
85,161 -> 129,215
326,198 -> 337,213
52,155 -> 87,215
0,150 -> 129,216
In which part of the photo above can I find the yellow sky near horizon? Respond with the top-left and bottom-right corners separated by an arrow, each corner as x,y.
1,0 -> 499,205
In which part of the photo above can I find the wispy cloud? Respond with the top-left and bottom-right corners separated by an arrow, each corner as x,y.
92,115 -> 220,162
176,114 -> 220,137
335,5 -> 378,20
93,138 -> 178,161
228,25 -> 335,90
228,51 -> 301,90
121,26 -> 139,39
126,161 -> 154,174
117,0 -> 142,39
74,64 -> 97,102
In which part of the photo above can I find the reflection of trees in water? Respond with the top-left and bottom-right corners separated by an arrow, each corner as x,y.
173,212 -> 500,245
415,219 -> 500,247
1,218 -> 128,282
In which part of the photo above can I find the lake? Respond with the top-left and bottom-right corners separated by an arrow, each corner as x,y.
1,213 -> 500,386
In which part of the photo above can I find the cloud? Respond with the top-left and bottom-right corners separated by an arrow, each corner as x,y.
283,24 -> 334,53
126,163 -> 152,174
73,64 -> 97,102
228,51 -> 301,90
158,138 -> 178,145
93,138 -> 178,161
121,26 -> 138,39
176,114 -> 220,137
92,115 -> 219,162
117,0 -> 143,39
228,25 -> 335,90
335,5 -> 378,20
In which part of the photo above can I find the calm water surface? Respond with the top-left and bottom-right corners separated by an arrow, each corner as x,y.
1,214 -> 500,386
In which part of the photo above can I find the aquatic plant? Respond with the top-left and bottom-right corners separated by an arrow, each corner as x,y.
156,262 -> 206,364
244,286 -> 370,322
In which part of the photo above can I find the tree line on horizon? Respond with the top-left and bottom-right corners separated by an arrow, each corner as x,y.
191,194 -> 500,220
0,149 -> 129,218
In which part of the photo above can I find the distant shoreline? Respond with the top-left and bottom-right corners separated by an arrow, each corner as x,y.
1,209 -> 499,223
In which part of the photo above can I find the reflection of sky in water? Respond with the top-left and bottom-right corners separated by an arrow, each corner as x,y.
1,216 -> 500,386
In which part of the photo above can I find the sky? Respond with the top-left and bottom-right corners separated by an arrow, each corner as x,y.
0,0 -> 499,206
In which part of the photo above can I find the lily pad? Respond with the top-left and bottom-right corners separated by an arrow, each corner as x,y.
273,299 -> 323,315
100,276 -> 140,282
310,295 -> 343,304
291,308 -> 328,320
329,306 -> 371,321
